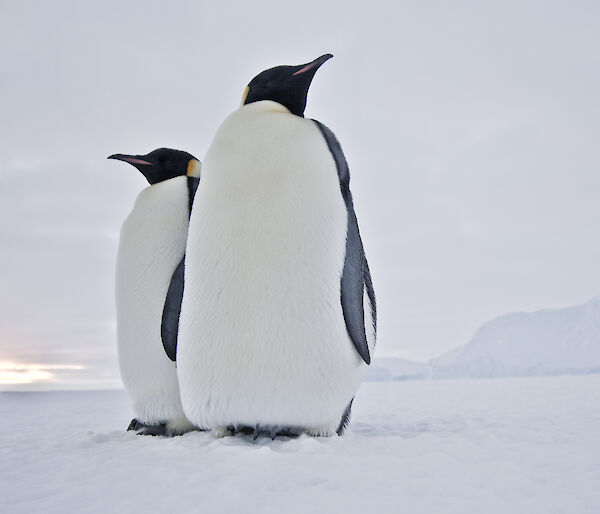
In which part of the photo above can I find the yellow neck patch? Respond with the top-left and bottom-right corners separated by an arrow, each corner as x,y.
186,159 -> 201,178
241,85 -> 249,105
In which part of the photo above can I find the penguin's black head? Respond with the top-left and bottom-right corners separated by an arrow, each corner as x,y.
107,148 -> 200,185
242,54 -> 333,117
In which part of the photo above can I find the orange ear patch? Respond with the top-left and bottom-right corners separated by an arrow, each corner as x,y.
241,85 -> 250,105
187,159 -> 201,178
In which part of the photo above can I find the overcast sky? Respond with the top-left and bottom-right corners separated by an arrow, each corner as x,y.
1,0 -> 599,390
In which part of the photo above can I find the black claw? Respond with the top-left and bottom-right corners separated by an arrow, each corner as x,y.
127,418 -> 142,431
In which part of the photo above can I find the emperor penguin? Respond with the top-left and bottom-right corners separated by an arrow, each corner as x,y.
109,148 -> 201,436
166,55 -> 376,437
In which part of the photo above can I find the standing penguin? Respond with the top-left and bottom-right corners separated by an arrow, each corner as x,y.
168,55 -> 376,437
109,148 -> 201,436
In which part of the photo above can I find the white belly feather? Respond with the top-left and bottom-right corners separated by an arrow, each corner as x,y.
116,176 -> 190,425
178,102 -> 366,433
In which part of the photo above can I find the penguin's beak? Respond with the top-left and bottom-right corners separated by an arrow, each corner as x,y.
292,54 -> 333,77
107,154 -> 152,166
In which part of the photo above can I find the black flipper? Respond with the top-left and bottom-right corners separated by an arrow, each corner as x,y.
160,177 -> 200,362
313,120 -> 377,365
161,257 -> 185,361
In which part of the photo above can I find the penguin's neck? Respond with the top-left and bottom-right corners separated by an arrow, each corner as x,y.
239,99 -> 291,116
134,176 -> 189,213
201,102 -> 315,194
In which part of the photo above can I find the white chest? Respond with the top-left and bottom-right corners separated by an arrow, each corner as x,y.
178,103 -> 364,430
115,177 -> 190,422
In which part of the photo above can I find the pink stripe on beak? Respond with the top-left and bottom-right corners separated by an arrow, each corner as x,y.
120,157 -> 152,165
292,62 -> 318,76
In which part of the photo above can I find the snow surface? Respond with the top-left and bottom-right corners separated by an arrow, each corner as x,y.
2,376 -> 599,513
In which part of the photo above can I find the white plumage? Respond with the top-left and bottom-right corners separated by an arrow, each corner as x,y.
116,176 -> 193,434
177,101 -> 368,435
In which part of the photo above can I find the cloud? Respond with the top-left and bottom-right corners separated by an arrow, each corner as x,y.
0,362 -> 86,386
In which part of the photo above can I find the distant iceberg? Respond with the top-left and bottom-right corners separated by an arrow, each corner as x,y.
371,295 -> 600,381
429,295 -> 600,379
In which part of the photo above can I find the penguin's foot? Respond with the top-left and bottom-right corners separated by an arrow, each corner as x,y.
226,424 -> 302,440
276,427 -> 302,438
127,418 -> 168,436
137,424 -> 169,436
127,418 -> 143,432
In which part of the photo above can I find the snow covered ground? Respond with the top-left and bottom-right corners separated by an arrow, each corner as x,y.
2,376 -> 599,514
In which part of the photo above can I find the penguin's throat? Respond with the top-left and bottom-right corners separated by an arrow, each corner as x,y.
241,100 -> 291,115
